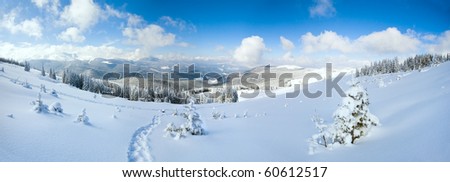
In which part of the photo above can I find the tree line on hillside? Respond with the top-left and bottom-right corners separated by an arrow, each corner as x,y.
61,69 -> 238,104
0,57 -> 238,104
356,53 -> 450,77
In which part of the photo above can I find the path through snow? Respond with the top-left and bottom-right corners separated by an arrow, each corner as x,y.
127,115 -> 161,162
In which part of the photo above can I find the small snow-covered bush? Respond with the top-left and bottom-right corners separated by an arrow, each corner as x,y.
32,93 -> 48,113
172,109 -> 178,116
243,110 -> 248,118
76,108 -> 90,124
308,113 -> 334,155
212,111 -> 221,119
49,102 -> 63,113
50,89 -> 58,97
23,80 -> 32,89
115,106 -> 121,112
164,122 -> 187,140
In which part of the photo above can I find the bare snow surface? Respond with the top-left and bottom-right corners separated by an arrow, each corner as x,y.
0,62 -> 449,161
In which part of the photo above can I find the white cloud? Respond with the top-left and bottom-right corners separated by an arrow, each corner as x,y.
280,36 -> 295,62
58,27 -> 85,43
233,36 -> 267,65
426,30 -> 450,54
104,4 -> 123,18
355,27 -> 420,54
282,51 -> 295,62
0,41 -> 144,61
300,27 -> 421,55
122,24 -> 176,56
422,34 -> 437,41
309,0 -> 336,18
100,5 -> 144,27
280,36 -> 295,51
301,31 -> 352,53
32,0 -> 60,15
32,0 -> 49,8
60,0 -> 101,31
126,14 -> 144,27
159,16 -> 197,32
0,10 -> 43,38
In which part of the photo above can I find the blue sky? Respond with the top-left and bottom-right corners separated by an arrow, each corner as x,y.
0,0 -> 449,67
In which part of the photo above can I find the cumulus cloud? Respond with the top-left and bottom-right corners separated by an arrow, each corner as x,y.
0,10 -> 43,38
309,0 -> 336,18
301,31 -> 352,53
60,0 -> 101,31
280,36 -> 295,51
300,27 -> 421,55
233,36 -> 267,65
126,14 -> 144,27
280,36 -> 295,61
104,4 -> 123,18
32,0 -> 60,15
426,30 -> 450,54
122,24 -> 176,56
103,4 -> 144,27
355,27 -> 420,54
58,27 -> 85,43
159,16 -> 197,32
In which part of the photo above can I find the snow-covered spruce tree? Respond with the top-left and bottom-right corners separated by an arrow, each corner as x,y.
76,108 -> 90,124
182,100 -> 206,135
41,65 -> 45,76
49,102 -> 63,113
24,61 -> 30,72
333,81 -> 379,144
32,93 -> 49,113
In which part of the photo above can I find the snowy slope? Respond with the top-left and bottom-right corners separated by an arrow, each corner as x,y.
0,62 -> 449,161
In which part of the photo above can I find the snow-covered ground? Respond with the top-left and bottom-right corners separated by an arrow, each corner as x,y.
0,62 -> 449,161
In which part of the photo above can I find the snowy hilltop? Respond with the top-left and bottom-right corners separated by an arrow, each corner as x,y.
0,60 -> 449,161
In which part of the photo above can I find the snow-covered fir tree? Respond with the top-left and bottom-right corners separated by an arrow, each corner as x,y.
32,93 -> 49,113
76,108 -> 90,124
24,61 -> 30,72
333,81 -> 379,144
48,68 -> 56,80
182,99 -> 206,135
41,65 -> 45,76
